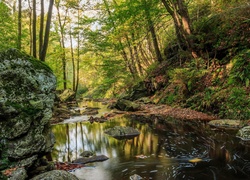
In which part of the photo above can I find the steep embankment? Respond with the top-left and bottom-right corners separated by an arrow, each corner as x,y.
130,6 -> 250,120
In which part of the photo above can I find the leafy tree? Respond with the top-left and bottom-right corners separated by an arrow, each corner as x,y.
32,0 -> 37,57
40,0 -> 54,62
161,0 -> 198,59
0,1 -> 17,50
17,0 -> 22,50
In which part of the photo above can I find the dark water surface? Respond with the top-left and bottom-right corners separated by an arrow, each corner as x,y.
52,102 -> 250,180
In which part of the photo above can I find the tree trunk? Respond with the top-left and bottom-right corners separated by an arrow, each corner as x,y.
39,0 -> 44,59
177,0 -> 198,58
139,43 -> 151,67
28,0 -> 32,55
132,32 -> 144,76
143,0 -> 163,63
55,2 -> 67,90
75,4 -> 80,93
17,0 -> 21,50
103,0 -> 135,78
32,0 -> 36,58
161,0 -> 184,45
40,0 -> 54,62
56,4 -> 67,89
69,27 -> 76,92
161,0 -> 198,59
125,34 -> 138,78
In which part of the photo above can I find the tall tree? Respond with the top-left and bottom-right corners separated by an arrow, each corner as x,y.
142,0 -> 163,63
161,0 -> 198,59
27,0 -> 32,55
102,0 -> 136,79
55,0 -> 69,90
75,1 -> 80,93
69,26 -> 76,91
39,0 -> 44,59
17,0 -> 21,50
0,1 -> 16,50
40,0 -> 54,62
32,0 -> 37,57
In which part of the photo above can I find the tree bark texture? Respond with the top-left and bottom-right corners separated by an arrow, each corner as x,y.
40,0 -> 54,62
39,0 -> 44,59
17,0 -> 22,50
32,0 -> 37,58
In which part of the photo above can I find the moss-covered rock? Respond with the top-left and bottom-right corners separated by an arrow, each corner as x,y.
58,89 -> 75,102
114,99 -> 140,111
8,167 -> 27,180
105,126 -> 140,139
0,49 -> 56,170
236,126 -> 250,141
30,170 -> 79,180
208,119 -> 242,129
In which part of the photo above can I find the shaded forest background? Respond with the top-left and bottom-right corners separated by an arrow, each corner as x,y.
0,0 -> 249,120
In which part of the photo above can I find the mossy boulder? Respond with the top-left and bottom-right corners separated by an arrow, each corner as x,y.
0,49 -> 56,170
30,170 -> 79,180
105,126 -> 140,139
80,151 -> 95,157
236,126 -> 250,141
72,155 -> 109,164
208,119 -> 242,129
114,99 -> 140,111
58,89 -> 75,102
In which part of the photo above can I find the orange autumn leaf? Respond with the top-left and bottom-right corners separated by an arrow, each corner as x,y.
3,167 -> 17,176
189,158 -> 202,163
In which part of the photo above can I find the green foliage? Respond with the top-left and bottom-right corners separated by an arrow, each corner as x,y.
161,87 -> 179,105
185,86 -> 250,120
77,85 -> 88,96
0,2 -> 17,51
169,66 -> 208,94
228,49 -> 250,87
219,87 -> 250,120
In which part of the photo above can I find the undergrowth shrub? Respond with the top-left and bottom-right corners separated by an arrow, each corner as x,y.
168,67 -> 208,95
228,49 -> 250,87
185,86 -> 249,120
185,87 -> 217,114
219,87 -> 250,120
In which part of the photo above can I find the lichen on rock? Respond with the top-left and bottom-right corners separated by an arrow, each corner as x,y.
0,49 -> 56,172
236,126 -> 250,141
105,126 -> 140,139
30,170 -> 79,180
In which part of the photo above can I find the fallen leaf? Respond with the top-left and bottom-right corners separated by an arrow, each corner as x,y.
189,158 -> 202,163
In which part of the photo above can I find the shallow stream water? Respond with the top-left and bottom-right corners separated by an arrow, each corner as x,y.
51,101 -> 250,180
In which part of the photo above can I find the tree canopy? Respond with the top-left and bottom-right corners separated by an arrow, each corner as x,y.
0,0 -> 249,119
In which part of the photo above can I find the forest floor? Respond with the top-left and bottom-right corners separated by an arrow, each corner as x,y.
106,103 -> 217,122
51,100 -> 217,125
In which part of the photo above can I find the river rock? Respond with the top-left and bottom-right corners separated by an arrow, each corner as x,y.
30,170 -> 79,180
0,49 -> 56,170
105,126 -> 140,139
82,107 -> 99,115
114,99 -> 140,111
130,174 -> 143,180
208,119 -> 242,129
72,155 -> 109,164
236,126 -> 250,141
8,167 -> 28,180
58,89 -> 75,102
80,150 -> 95,157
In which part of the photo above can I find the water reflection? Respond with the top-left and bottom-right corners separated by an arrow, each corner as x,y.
52,114 -> 250,180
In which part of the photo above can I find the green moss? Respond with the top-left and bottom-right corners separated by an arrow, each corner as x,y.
5,101 -> 39,115
0,48 -> 53,73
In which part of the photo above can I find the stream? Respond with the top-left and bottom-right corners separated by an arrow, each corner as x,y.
51,101 -> 250,180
